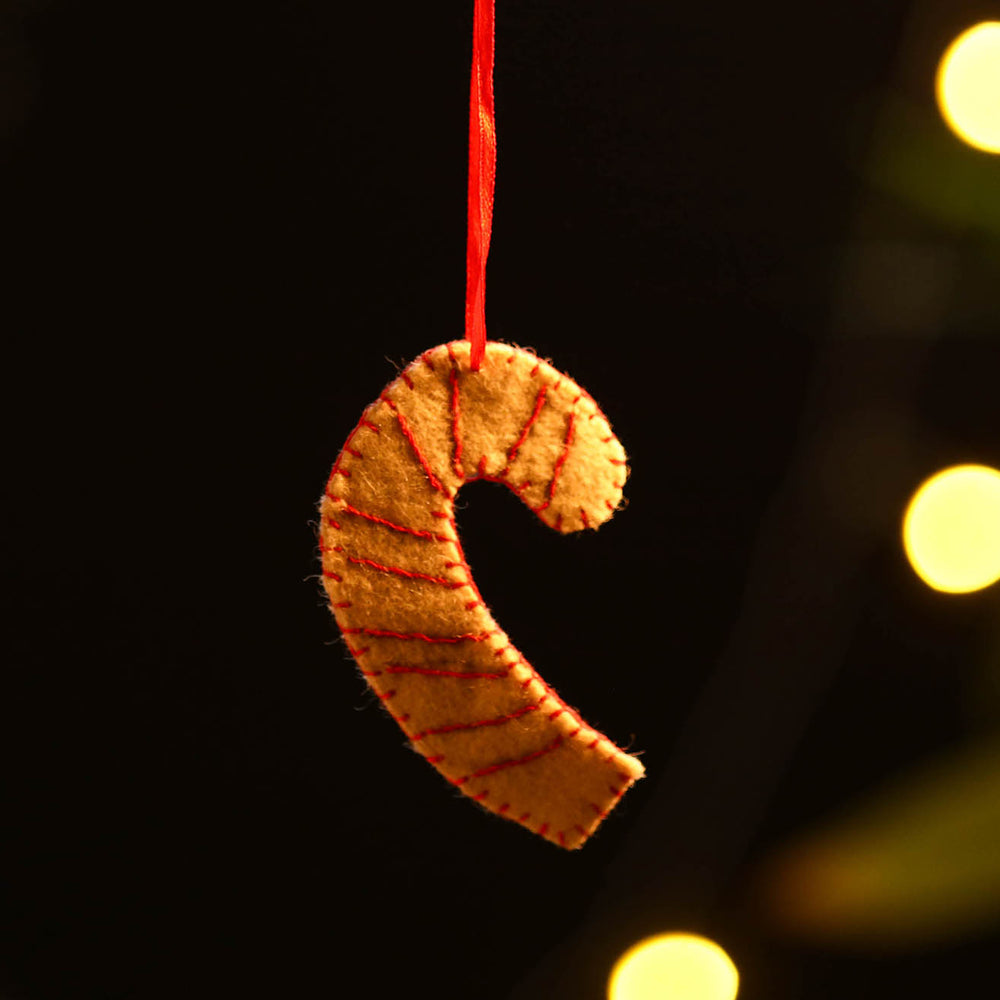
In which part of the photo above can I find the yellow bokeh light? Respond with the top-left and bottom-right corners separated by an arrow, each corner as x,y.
903,464 -> 1000,593
935,22 -> 1000,153
607,933 -> 739,1000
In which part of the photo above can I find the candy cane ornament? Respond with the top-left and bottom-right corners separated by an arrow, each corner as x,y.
318,2 -> 643,848
320,341 -> 643,849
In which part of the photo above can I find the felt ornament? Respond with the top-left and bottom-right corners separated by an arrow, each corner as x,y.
320,341 -> 644,849
318,0 -> 643,849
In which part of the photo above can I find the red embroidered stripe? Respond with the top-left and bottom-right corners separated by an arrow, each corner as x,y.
451,734 -> 564,786
379,394 -> 448,495
547,412 -> 575,501
447,342 -> 465,479
326,496 -> 452,541
408,702 -> 539,742
505,385 -> 547,468
347,555 -> 463,588
342,628 -> 494,643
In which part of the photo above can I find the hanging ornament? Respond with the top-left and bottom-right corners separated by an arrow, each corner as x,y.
319,0 -> 643,849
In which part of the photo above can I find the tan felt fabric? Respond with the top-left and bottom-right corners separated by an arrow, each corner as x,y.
319,340 -> 643,849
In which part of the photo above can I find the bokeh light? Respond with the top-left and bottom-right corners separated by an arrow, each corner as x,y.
903,465 -> 1000,593
608,933 -> 739,1000
935,22 -> 1000,153
762,739 -> 1000,946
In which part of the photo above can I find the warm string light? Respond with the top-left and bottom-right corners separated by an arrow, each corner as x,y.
608,933 -> 739,1000
903,465 -> 1000,593
936,22 -> 1000,154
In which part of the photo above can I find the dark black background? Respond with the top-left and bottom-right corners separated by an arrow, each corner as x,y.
4,1 -> 1000,997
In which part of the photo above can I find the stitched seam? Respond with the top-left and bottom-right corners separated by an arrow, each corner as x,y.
345,555 -> 465,588
451,734 -> 566,786
380,394 -> 449,496
533,411 -> 575,516
503,384 -> 547,472
447,341 -> 466,480
342,628 -> 496,643
409,702 -> 540,741
326,496 -> 453,542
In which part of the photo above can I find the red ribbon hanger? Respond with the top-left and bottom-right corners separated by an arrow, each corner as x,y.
465,0 -> 496,372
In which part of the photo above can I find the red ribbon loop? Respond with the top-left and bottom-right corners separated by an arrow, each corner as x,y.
465,0 -> 495,372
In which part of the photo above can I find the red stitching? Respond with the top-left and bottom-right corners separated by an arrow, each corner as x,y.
447,342 -> 465,480
343,628 -> 494,643
476,471 -> 533,496
504,385 -> 547,469
401,371 -> 414,390
360,418 -> 380,433
333,601 -> 352,608
580,507 -> 590,529
509,658 -> 632,770
322,570 -> 342,582
451,735 -> 564,786
589,782 -> 628,821
382,664 -> 510,679
547,412 -> 575,502
388,401 -> 448,496
346,555 -> 463,588
327,497 -> 452,542
344,446 -> 362,459
442,513 -> 488,610
408,702 -> 540,741
346,644 -> 369,657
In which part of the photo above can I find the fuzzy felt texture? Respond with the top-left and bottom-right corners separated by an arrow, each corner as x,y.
319,340 -> 644,849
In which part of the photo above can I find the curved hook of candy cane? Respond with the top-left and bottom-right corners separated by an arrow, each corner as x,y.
319,341 -> 643,849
